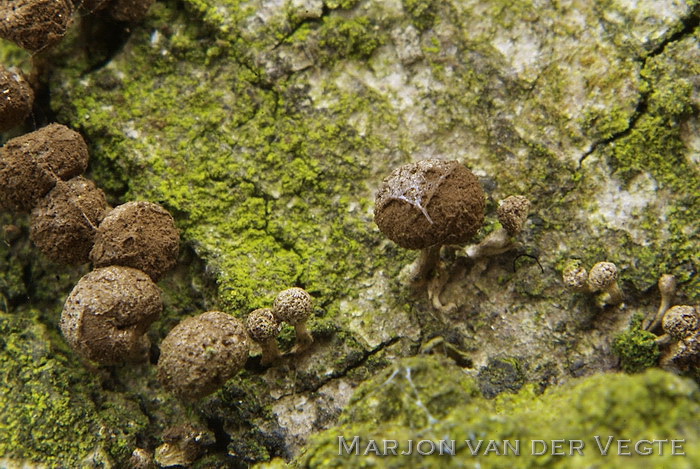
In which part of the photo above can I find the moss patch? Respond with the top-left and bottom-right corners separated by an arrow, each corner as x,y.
613,314 -> 661,373
299,356 -> 700,468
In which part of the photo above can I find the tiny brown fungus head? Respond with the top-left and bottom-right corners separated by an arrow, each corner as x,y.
497,195 -> 530,236
562,260 -> 588,291
156,311 -> 250,400
30,177 -> 109,265
662,305 -> 700,341
59,266 -> 162,365
90,201 -> 180,281
0,123 -> 89,212
0,0 -> 74,52
246,307 -> 282,365
374,159 -> 485,250
273,287 -> 314,351
587,262 -> 618,292
0,65 -> 34,132
587,261 -> 623,306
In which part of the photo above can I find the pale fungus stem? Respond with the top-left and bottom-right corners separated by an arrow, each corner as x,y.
645,274 -> 677,332
410,245 -> 442,285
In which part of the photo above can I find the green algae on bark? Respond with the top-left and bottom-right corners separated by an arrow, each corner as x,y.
0,309 -> 108,466
298,355 -> 700,468
51,1 -> 404,318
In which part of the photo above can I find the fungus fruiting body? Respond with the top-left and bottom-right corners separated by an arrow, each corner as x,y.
157,311 -> 250,400
273,287 -> 314,352
645,274 -> 677,331
90,201 -> 180,281
30,177 -> 109,264
0,0 -> 74,51
465,195 -> 530,259
0,65 -> 34,132
587,261 -> 623,307
60,266 -> 162,365
0,123 -> 89,212
662,305 -> 700,341
246,308 -> 282,365
374,159 -> 485,283
562,260 -> 588,292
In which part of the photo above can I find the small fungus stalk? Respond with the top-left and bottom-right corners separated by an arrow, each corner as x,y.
410,245 -> 442,285
464,229 -> 511,259
293,322 -> 314,353
464,195 -> 530,260
259,339 -> 282,365
587,262 -> 623,307
645,274 -> 677,332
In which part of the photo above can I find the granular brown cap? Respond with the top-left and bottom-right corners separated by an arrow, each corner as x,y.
663,305 -> 699,341
497,195 -> 530,236
157,311 -> 250,400
60,266 -> 162,365
246,308 -> 280,343
109,0 -> 155,22
90,201 -> 180,281
0,123 -> 89,212
30,177 -> 109,265
374,159 -> 485,250
273,287 -> 313,326
0,0 -> 74,52
0,65 -> 34,132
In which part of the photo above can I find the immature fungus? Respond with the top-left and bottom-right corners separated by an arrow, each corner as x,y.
0,123 -> 89,212
0,0 -> 74,52
562,260 -> 588,292
0,65 -> 34,132
90,201 -> 180,281
30,177 -> 109,265
465,195 -> 530,259
273,287 -> 314,352
157,311 -> 250,400
246,308 -> 282,365
60,266 -> 162,365
645,274 -> 677,331
374,159 -> 485,283
587,261 -> 623,307
662,305 -> 700,342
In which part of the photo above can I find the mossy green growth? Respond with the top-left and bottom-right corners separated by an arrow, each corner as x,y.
51,1 -> 404,317
601,31 -> 699,299
317,15 -> 385,64
0,309 -> 104,466
402,0 -> 437,31
298,356 -> 700,468
613,314 -> 660,373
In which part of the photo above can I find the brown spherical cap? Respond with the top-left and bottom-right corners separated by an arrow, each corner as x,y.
157,311 -> 250,400
273,287 -> 313,325
90,201 -> 180,281
246,308 -> 280,343
109,0 -> 155,22
562,261 -> 588,290
0,0 -> 74,52
0,65 -> 34,132
663,305 -> 699,341
60,266 -> 162,365
497,195 -> 530,236
30,177 -> 109,265
0,123 -> 90,212
374,159 -> 485,250
587,262 -> 618,291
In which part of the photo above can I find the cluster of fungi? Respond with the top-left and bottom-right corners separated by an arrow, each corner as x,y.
373,158 -> 531,311
0,0 -> 316,407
